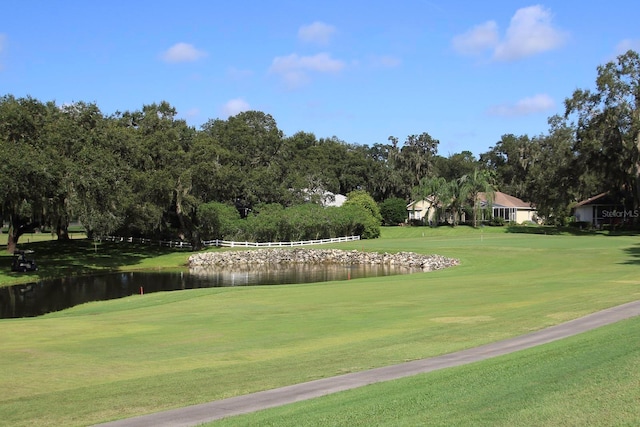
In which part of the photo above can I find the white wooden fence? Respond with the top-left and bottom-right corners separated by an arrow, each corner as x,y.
103,235 -> 360,250
201,235 -> 360,248
104,236 -> 194,249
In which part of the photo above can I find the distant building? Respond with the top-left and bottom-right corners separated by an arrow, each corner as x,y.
322,192 -> 347,207
573,192 -> 639,227
406,198 -> 438,224
478,191 -> 538,224
406,197 -> 464,225
298,189 -> 347,207
407,191 -> 537,225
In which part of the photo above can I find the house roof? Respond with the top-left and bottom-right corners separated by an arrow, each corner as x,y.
409,191 -> 534,210
574,192 -> 613,208
478,191 -> 533,209
407,197 -> 436,209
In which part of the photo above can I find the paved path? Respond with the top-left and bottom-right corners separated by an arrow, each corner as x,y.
95,300 -> 640,427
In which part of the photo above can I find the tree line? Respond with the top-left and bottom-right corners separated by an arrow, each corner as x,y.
2,50 -> 639,252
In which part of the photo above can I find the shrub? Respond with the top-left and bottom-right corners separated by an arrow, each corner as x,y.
569,221 -> 591,229
489,217 -> 505,226
379,197 -> 408,225
336,204 -> 381,239
197,202 -> 241,240
344,190 -> 383,224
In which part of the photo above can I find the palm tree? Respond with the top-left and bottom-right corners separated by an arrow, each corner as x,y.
443,178 -> 468,226
412,176 -> 447,226
460,168 -> 495,227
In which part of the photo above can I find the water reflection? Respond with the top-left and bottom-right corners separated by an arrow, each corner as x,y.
0,264 -> 418,319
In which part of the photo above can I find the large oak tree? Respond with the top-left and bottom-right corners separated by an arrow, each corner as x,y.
565,50 -> 640,214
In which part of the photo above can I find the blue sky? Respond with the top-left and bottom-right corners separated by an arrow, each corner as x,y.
2,1 -> 639,156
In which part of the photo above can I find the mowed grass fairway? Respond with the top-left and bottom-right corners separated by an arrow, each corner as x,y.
0,227 -> 639,426
208,316 -> 640,427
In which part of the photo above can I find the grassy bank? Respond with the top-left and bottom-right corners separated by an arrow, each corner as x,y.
0,226 -> 639,426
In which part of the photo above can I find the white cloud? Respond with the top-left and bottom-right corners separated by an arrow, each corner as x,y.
269,52 -> 345,89
452,21 -> 499,56
222,98 -> 250,117
161,42 -> 207,63
614,39 -> 640,56
298,22 -> 337,45
453,6 -> 567,62
493,6 -> 567,61
487,93 -> 555,117
271,53 -> 345,73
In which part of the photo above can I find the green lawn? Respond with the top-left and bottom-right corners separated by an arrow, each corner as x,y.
0,226 -> 639,426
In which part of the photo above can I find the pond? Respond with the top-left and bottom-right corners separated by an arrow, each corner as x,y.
0,264 -> 419,319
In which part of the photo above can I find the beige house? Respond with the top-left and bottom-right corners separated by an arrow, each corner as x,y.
406,198 -> 438,224
478,191 -> 537,224
406,197 -> 466,225
408,191 -> 537,225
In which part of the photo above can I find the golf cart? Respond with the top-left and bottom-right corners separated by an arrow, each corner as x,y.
11,249 -> 38,272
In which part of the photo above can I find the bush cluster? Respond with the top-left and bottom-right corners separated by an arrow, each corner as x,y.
488,217 -> 506,226
197,202 -> 381,243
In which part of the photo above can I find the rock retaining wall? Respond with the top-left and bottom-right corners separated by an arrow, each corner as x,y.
188,249 -> 459,272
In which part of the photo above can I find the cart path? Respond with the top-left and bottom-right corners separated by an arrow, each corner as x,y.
95,300 -> 640,427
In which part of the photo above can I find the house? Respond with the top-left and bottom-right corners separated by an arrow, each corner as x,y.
299,189 -> 347,207
406,197 -> 468,225
478,191 -> 537,224
406,198 -> 438,224
408,191 -> 537,225
322,192 -> 347,207
573,192 -> 639,227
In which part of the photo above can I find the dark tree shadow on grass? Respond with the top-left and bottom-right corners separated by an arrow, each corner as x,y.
505,225 -> 640,237
0,239 -> 192,284
622,243 -> 640,265
504,225 -> 594,236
